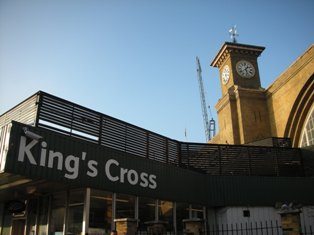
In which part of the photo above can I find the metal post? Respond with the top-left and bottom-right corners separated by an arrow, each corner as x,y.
247,147 -> 252,176
98,116 -> 104,145
112,193 -> 116,230
274,148 -> 280,176
173,202 -> 177,235
82,188 -> 90,234
124,124 -> 127,153
187,144 -> 190,169
69,106 -> 74,136
218,146 -> 222,175
63,191 -> 69,235
177,142 -> 182,167
135,197 -> 139,221
0,203 -> 4,235
165,139 -> 169,164
46,195 -> 52,235
299,148 -> 305,176
34,92 -> 42,127
146,132 -> 149,158
155,200 -> 159,221
34,199 -> 39,235
203,206 -> 207,235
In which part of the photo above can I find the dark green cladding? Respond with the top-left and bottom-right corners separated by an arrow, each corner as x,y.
5,122 -> 314,206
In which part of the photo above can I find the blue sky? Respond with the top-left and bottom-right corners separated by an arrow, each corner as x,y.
0,0 -> 313,143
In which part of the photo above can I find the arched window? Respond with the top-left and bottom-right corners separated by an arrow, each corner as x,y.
300,104 -> 314,147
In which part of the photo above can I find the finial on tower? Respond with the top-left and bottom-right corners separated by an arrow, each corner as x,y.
229,25 -> 239,43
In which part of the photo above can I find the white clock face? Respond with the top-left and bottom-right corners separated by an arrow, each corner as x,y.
221,65 -> 230,85
236,60 -> 255,78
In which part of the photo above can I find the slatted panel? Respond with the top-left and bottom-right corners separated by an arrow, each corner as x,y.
0,124 -> 12,172
220,146 -> 251,176
249,147 -> 277,176
32,91 -> 305,177
0,93 -> 38,128
101,117 -> 127,151
148,133 -> 167,163
276,147 -> 304,176
180,143 -> 303,176
247,137 -> 292,147
125,124 -> 148,158
168,140 -> 179,165
38,95 -> 101,142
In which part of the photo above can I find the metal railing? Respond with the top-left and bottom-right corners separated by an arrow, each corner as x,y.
136,232 -> 176,235
1,91 -> 305,177
136,220 -> 314,235
208,221 -> 282,235
207,221 -> 314,235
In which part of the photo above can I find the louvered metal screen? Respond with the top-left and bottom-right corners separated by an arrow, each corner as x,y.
0,93 -> 39,127
30,91 -> 304,176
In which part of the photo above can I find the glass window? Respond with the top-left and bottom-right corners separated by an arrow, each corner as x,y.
49,192 -> 66,234
300,105 -> 314,147
116,194 -> 136,219
66,190 -> 85,235
89,189 -> 112,235
37,196 -> 49,235
158,200 -> 174,231
176,203 -> 189,233
138,197 -> 156,230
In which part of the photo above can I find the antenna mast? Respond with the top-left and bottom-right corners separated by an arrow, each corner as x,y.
229,25 -> 239,43
196,56 -> 211,142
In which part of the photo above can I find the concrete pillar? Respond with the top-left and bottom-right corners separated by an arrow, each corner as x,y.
279,209 -> 302,235
182,218 -> 204,235
145,221 -> 168,235
0,203 -> 4,235
114,218 -> 138,235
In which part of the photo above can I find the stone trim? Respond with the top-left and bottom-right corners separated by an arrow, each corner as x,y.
266,44 -> 314,97
211,42 -> 265,68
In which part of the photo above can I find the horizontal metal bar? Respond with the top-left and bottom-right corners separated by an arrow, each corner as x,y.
31,91 -> 305,177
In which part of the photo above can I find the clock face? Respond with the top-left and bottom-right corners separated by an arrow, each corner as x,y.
236,60 -> 256,78
221,65 -> 230,85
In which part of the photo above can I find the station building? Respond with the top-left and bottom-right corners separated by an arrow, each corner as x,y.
0,42 -> 313,235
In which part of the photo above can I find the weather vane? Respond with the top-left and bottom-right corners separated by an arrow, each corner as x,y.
229,25 -> 239,43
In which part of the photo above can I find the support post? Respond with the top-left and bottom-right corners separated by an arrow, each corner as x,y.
279,208 -> 302,235
114,218 -> 138,235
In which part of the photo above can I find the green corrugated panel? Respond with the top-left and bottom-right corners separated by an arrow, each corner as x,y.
4,121 -> 314,206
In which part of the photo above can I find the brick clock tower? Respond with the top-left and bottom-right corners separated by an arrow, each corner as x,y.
210,42 -> 271,144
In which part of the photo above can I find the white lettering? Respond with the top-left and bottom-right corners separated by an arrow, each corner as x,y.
40,141 -> 47,166
139,172 -> 149,187
17,135 -> 157,188
48,150 -> 63,170
17,136 -> 94,180
120,168 -> 128,183
148,175 -> 157,189
87,160 -> 98,177
18,136 -> 37,165
105,158 -> 157,189
127,169 -> 138,185
105,159 -> 119,182
64,155 -> 79,179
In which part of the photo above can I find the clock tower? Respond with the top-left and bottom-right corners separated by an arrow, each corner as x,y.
210,42 -> 271,144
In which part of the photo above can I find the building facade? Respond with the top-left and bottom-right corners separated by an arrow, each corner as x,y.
210,43 -> 314,147
0,42 -> 313,235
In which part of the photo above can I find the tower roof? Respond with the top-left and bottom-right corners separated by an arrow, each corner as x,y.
210,42 -> 265,68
